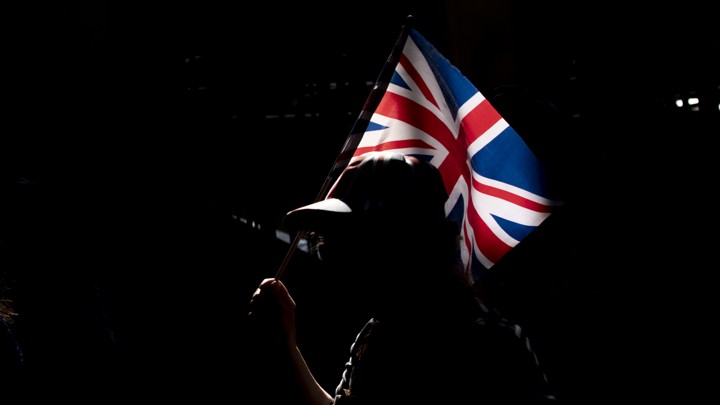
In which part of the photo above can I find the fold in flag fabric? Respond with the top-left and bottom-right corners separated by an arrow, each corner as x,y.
328,25 -> 562,284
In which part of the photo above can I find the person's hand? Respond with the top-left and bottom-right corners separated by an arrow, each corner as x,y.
248,278 -> 297,349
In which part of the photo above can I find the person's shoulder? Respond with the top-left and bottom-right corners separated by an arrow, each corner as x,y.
465,298 -> 559,402
470,297 -> 524,336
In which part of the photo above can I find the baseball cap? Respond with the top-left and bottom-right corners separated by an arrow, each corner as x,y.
283,151 -> 449,234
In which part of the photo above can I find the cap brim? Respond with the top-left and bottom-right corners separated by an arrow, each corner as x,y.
283,198 -> 353,233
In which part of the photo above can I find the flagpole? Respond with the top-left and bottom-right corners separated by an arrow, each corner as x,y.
274,16 -> 416,280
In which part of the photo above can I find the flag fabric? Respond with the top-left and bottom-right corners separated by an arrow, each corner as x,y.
327,26 -> 561,284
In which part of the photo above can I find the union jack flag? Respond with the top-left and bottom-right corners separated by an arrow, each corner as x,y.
327,26 -> 562,284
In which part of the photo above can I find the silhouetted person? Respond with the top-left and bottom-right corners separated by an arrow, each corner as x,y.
248,151 -> 556,404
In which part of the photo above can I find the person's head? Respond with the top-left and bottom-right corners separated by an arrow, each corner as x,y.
283,151 -> 466,305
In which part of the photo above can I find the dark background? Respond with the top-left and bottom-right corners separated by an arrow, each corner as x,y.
2,0 -> 718,402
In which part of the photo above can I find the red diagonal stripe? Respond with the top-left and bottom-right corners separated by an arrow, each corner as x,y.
398,53 -> 439,109
466,197 -> 511,265
461,99 -> 503,146
354,138 -> 436,156
472,177 -> 553,213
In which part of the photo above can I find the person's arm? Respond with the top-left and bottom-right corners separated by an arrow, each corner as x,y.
249,278 -> 333,405
286,342 -> 334,405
